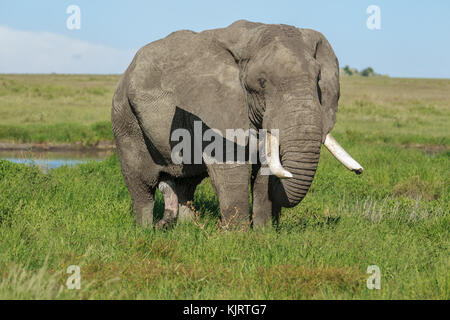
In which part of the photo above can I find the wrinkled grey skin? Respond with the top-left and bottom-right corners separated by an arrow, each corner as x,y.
112,20 -> 339,229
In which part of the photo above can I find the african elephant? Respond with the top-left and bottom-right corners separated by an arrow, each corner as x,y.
112,20 -> 363,229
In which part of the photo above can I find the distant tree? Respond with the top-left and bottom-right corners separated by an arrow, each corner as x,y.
343,65 -> 353,76
360,67 -> 375,77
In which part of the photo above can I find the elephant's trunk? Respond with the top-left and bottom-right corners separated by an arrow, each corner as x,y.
268,98 -> 323,208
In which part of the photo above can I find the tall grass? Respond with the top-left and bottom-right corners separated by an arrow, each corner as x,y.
0,144 -> 447,299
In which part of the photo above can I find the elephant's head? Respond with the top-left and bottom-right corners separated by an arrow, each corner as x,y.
219,21 -> 363,208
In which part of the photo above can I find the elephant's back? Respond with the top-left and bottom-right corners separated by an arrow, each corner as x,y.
124,28 -> 244,115
119,25 -> 249,163
129,30 -> 207,74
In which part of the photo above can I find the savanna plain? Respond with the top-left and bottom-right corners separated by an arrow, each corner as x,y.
0,74 -> 448,299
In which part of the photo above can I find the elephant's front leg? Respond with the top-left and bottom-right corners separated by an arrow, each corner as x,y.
251,167 -> 272,228
251,167 -> 283,228
208,164 -> 250,229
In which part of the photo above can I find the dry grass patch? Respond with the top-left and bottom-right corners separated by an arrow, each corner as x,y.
393,175 -> 441,201
257,265 -> 365,299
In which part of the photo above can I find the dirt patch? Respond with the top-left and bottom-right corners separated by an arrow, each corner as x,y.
0,140 -> 115,152
0,141 -> 115,160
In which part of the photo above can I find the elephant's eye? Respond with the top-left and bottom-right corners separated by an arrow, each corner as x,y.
258,78 -> 266,89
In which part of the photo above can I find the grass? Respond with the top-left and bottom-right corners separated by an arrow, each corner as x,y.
336,77 -> 449,146
0,74 -> 449,299
0,74 -> 117,144
0,75 -> 449,147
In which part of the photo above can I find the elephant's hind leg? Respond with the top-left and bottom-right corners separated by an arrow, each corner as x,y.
113,97 -> 159,227
116,134 -> 158,227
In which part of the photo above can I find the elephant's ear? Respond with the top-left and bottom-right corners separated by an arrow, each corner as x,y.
302,29 -> 340,142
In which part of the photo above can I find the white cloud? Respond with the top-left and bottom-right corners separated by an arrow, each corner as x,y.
0,26 -> 136,74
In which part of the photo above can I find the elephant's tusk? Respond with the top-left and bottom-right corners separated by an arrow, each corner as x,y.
323,134 -> 364,174
265,132 -> 293,179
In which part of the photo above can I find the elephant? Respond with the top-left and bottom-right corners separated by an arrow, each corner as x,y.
111,20 -> 363,229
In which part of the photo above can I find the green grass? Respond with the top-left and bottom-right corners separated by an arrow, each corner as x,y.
0,122 -> 113,145
0,75 -> 448,299
0,74 -> 117,144
0,75 -> 449,147
336,77 -> 450,147
0,146 -> 448,299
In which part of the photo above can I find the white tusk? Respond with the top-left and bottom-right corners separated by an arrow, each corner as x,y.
324,134 -> 364,174
265,132 -> 293,179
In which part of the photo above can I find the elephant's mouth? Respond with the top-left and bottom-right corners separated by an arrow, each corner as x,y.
265,131 -> 363,178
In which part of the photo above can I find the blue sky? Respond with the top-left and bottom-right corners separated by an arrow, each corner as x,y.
0,0 -> 449,77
